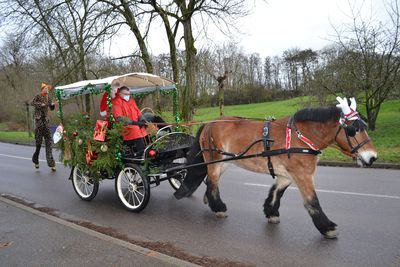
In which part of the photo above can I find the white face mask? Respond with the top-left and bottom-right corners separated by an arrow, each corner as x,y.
122,95 -> 130,101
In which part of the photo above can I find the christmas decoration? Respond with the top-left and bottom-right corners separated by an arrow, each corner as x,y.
57,113 -> 124,181
53,124 -> 64,144
93,120 -> 108,142
100,144 -> 108,152
53,76 -> 179,182
85,142 -> 97,165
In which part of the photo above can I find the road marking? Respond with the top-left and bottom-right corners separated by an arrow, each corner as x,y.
2,152 -> 398,200
244,182 -> 400,200
0,153 -> 62,164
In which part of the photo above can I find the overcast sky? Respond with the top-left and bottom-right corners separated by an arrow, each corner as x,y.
237,0 -> 387,57
109,0 -> 388,59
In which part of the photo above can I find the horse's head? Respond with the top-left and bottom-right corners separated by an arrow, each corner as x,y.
334,97 -> 378,167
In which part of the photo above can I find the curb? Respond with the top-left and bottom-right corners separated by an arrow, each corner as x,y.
0,195 -> 200,267
317,161 -> 400,170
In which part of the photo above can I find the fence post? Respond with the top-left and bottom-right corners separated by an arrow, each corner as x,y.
25,101 -> 32,137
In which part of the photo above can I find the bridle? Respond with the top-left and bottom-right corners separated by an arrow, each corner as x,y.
334,112 -> 371,155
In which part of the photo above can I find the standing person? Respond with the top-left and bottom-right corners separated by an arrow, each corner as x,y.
31,83 -> 56,171
112,86 -> 148,156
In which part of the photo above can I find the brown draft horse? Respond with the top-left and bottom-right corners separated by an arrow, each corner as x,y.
175,98 -> 377,238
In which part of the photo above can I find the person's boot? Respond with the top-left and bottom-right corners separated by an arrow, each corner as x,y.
32,152 -> 39,169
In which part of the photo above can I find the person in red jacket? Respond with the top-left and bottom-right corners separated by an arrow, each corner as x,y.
112,86 -> 148,156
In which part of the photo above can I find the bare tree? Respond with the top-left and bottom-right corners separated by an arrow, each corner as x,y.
2,0 -> 119,113
332,0 -> 400,130
146,0 -> 250,122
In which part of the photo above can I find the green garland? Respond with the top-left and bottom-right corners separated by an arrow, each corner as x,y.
59,113 -> 124,181
55,86 -> 180,125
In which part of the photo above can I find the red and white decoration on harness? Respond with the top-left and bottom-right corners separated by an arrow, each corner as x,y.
285,126 -> 319,151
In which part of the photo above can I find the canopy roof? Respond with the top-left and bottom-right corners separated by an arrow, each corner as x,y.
55,72 -> 176,100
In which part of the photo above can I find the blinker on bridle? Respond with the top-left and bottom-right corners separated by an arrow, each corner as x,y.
335,112 -> 370,154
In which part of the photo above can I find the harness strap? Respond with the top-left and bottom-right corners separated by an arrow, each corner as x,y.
295,131 -> 319,151
261,147 -> 321,157
286,117 -> 293,158
350,138 -> 371,154
263,121 -> 276,179
286,116 -> 320,154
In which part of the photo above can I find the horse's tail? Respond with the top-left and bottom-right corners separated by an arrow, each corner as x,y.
174,124 -> 207,199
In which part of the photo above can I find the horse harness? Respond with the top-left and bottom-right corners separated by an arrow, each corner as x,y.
262,117 -> 322,178
200,119 -> 321,179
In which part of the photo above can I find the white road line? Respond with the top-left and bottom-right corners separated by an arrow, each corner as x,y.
0,153 -> 62,164
244,182 -> 400,200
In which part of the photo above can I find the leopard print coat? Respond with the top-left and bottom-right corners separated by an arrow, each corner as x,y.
31,94 -> 55,167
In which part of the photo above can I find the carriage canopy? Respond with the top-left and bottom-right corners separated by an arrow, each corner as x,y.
55,72 -> 176,100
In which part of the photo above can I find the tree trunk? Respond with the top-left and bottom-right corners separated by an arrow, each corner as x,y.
119,0 -> 159,112
181,18 -> 197,122
218,85 -> 224,117
366,103 -> 380,131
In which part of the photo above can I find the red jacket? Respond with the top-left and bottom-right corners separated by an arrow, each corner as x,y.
112,95 -> 147,141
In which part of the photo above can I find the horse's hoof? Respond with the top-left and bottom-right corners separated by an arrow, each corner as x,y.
267,216 -> 280,224
323,229 -> 338,239
215,212 -> 228,218
203,195 -> 208,205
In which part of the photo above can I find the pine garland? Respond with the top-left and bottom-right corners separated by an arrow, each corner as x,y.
59,113 -> 124,181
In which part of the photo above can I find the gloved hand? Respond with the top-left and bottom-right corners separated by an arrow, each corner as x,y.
130,120 -> 147,128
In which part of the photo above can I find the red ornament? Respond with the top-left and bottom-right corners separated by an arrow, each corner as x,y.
73,132 -> 78,136
148,150 -> 157,157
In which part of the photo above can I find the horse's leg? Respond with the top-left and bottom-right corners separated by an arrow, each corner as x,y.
294,173 -> 338,239
203,163 -> 227,218
263,176 -> 291,224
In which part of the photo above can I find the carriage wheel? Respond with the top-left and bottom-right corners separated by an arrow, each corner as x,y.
168,157 -> 187,191
72,165 -> 99,201
116,163 -> 150,212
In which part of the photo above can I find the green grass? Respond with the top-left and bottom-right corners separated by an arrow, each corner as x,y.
194,97 -> 306,121
1,97 -> 399,163
0,131 -> 35,143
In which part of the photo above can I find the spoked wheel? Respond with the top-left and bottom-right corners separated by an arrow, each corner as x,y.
116,163 -> 150,212
72,165 -> 99,201
168,157 -> 187,191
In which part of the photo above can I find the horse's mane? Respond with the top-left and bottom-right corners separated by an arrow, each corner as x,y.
293,106 -> 341,123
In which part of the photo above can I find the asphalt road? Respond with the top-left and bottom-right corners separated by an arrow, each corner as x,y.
0,142 -> 399,266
